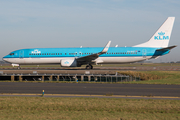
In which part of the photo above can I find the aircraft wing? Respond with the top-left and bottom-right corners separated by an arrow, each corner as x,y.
156,45 -> 177,51
76,41 -> 111,63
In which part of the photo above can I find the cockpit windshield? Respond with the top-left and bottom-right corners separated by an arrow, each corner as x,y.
9,53 -> 14,55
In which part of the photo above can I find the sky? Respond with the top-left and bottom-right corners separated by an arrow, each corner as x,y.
0,0 -> 180,62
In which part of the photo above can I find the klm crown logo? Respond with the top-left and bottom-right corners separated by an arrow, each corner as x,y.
158,31 -> 165,36
64,61 -> 69,64
31,49 -> 41,54
154,31 -> 169,40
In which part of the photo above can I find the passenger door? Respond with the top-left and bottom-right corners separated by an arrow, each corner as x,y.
19,51 -> 24,59
142,49 -> 147,58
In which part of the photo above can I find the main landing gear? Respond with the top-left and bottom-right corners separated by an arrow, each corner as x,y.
86,64 -> 93,69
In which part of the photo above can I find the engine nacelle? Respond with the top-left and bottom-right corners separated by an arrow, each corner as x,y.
11,64 -> 20,67
60,59 -> 77,67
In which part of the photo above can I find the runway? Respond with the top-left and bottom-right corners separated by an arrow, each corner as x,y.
0,82 -> 180,99
1,66 -> 180,71
1,65 -> 180,75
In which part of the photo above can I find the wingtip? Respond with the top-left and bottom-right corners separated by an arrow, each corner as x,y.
101,41 -> 112,53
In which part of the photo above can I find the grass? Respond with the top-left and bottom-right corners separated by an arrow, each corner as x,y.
118,71 -> 180,85
119,71 -> 167,80
0,96 -> 180,120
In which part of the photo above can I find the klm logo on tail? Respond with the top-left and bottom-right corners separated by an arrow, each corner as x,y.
154,31 -> 169,40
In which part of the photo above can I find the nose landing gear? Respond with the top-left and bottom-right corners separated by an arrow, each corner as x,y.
17,66 -> 21,69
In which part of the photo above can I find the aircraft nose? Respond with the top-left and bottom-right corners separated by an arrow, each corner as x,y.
2,56 -> 8,62
2,57 -> 6,61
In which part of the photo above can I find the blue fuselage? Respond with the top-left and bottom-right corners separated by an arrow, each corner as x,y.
2,47 -> 169,67
3,47 -> 168,59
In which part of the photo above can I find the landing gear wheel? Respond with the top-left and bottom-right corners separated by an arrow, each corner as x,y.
86,65 -> 90,69
86,64 -> 93,69
90,65 -> 93,69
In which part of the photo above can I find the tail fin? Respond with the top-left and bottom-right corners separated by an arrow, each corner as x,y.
134,17 -> 175,48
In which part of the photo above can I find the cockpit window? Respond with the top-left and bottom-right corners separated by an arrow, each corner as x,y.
9,53 -> 14,55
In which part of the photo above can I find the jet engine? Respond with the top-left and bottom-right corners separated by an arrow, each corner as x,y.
60,59 -> 78,67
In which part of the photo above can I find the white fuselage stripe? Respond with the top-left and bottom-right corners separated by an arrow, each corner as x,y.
3,56 -> 152,65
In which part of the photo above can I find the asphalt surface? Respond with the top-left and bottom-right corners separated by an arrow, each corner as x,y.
0,82 -> 180,97
0,69 -> 117,75
1,66 -> 180,71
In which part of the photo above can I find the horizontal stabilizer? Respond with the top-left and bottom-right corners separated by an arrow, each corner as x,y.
156,45 -> 177,51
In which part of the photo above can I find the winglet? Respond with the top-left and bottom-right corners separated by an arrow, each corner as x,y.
101,41 -> 111,53
77,41 -> 111,62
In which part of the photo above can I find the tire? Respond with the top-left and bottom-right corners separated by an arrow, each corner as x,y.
86,64 -> 93,69
86,65 -> 90,69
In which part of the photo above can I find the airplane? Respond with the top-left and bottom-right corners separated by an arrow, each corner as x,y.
2,17 -> 176,69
